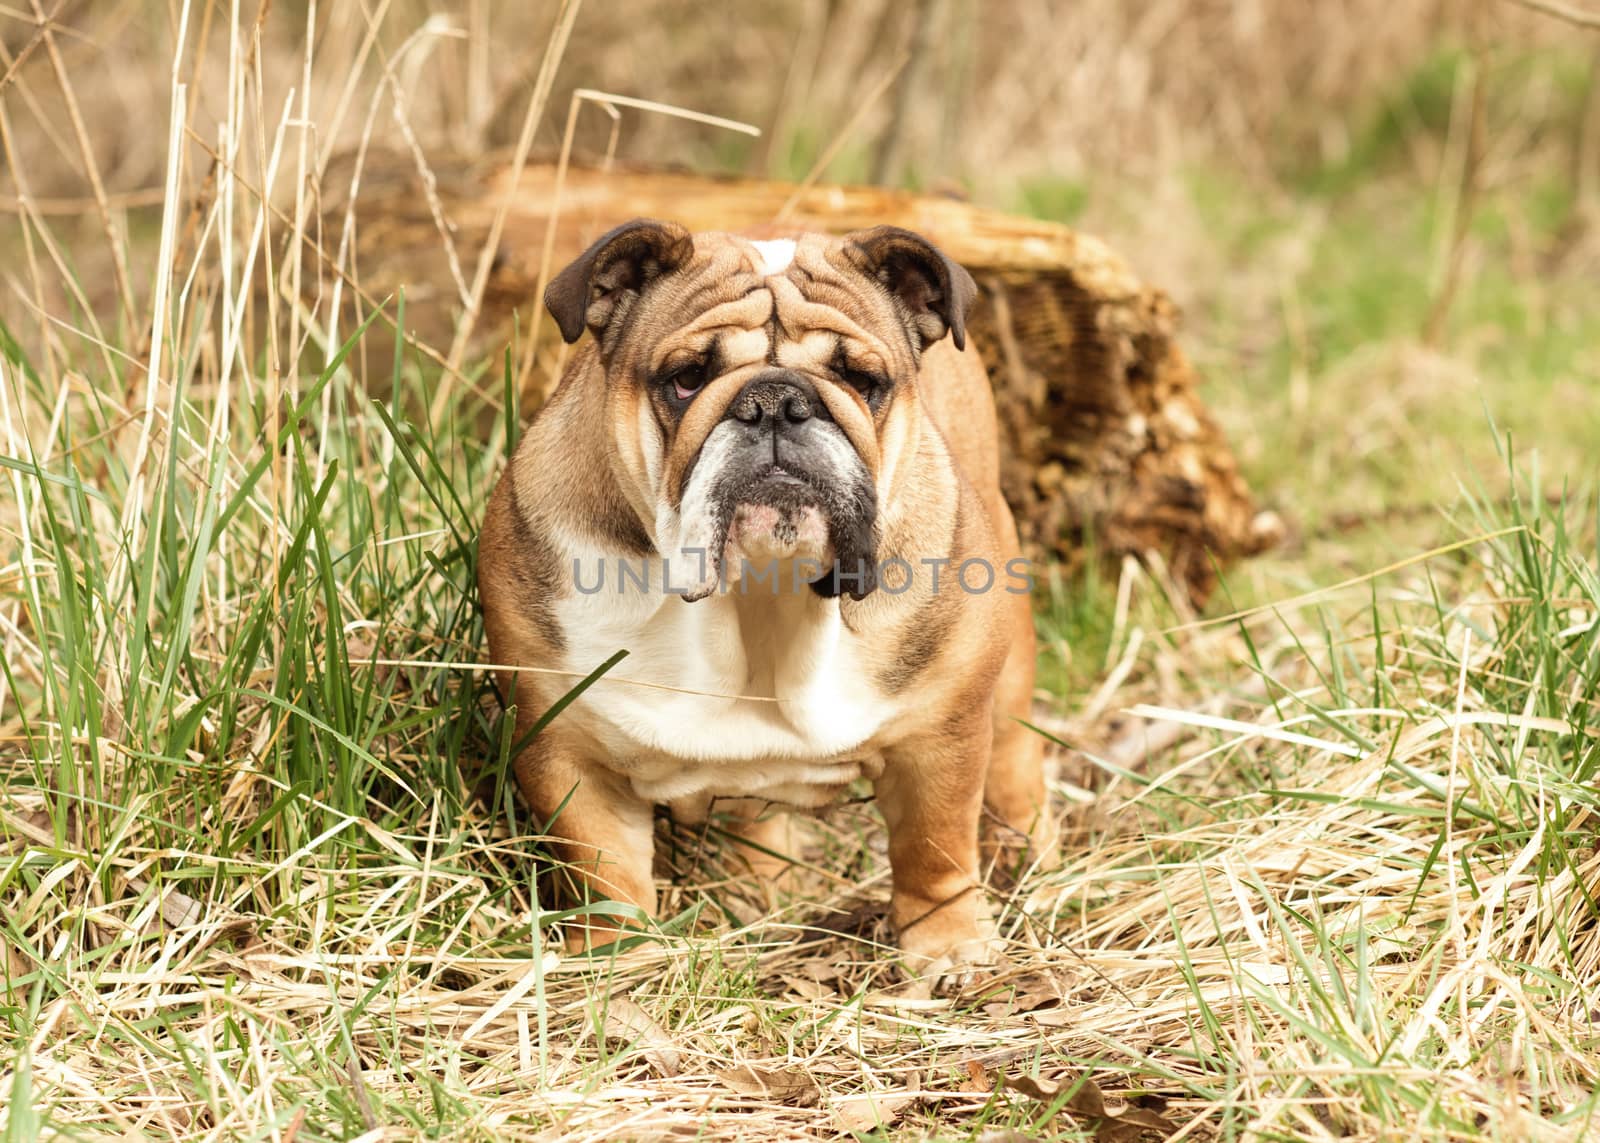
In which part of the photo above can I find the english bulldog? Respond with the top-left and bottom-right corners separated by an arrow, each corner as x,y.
478,219 -> 1059,979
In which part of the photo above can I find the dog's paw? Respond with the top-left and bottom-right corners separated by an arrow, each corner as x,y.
895,930 -> 1005,999
559,906 -> 654,956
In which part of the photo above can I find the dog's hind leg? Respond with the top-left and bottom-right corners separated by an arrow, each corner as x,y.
711,797 -> 802,911
979,501 -> 1060,873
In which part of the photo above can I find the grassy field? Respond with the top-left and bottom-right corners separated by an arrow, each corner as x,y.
3,4 -> 1600,1140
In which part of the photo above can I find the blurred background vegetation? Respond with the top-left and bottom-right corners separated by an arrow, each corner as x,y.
5,0 -> 1599,689
5,1 -> 1596,558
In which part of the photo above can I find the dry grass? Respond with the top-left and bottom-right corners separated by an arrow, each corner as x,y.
0,3 -> 1552,200
6,513 -> 1600,1139
3,2 -> 1600,1140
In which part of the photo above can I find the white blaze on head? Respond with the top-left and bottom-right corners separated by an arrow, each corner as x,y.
750,238 -> 796,277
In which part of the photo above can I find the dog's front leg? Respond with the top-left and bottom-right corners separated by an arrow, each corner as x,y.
876,705 -> 994,979
515,733 -> 656,949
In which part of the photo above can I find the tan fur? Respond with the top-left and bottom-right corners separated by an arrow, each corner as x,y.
478,225 -> 1059,978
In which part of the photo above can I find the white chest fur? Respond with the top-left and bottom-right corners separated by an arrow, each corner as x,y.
552,556 -> 894,807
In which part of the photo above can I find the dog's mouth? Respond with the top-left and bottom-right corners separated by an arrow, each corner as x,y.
677,461 -> 877,603
723,464 -> 831,562
758,464 -> 808,488
755,464 -> 806,489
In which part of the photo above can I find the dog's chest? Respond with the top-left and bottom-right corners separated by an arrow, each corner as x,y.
553,577 -> 896,805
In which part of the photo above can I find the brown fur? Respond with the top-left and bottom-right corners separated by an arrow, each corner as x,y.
478,223 -> 1059,978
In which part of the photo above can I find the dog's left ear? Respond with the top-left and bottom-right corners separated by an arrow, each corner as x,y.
844,226 -> 977,351
545,218 -> 695,345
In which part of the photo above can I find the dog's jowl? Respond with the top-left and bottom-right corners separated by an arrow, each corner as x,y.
478,219 -> 1061,979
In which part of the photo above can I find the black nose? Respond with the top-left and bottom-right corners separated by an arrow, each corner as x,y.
728,371 -> 829,428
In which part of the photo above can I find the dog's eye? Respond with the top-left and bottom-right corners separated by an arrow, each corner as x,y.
839,368 -> 887,401
667,362 -> 709,401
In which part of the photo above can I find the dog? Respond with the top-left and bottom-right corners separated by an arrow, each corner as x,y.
478,219 -> 1059,979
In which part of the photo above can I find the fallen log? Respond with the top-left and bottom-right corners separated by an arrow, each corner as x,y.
314,154 -> 1281,604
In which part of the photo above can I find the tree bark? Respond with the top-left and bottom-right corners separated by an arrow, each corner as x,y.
315,154 -> 1281,605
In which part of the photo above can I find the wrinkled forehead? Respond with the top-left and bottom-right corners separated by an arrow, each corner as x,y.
622,232 -> 911,371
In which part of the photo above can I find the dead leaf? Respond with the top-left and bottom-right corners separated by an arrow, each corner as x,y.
159,886 -> 204,928
5,940 -> 33,994
129,880 -> 256,947
597,996 -> 682,1076
982,973 -> 1066,1020
790,954 -> 846,989
1012,977 -> 1067,1014
716,1064 -> 822,1106
834,1069 -> 921,1131
781,973 -> 830,1002
833,1089 -> 918,1132
1133,1093 -> 1170,1115
1003,1072 -> 1177,1142
1,808 -> 53,847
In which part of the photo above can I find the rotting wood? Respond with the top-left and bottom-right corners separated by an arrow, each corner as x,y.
313,154 -> 1283,604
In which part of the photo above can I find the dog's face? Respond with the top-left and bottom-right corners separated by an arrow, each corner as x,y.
544,221 -> 976,600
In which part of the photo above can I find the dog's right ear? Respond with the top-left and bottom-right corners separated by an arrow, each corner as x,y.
544,219 -> 694,345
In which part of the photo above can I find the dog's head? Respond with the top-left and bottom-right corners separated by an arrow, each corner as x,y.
545,220 -> 976,601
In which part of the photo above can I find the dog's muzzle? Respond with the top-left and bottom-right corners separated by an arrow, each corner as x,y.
672,370 -> 878,601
